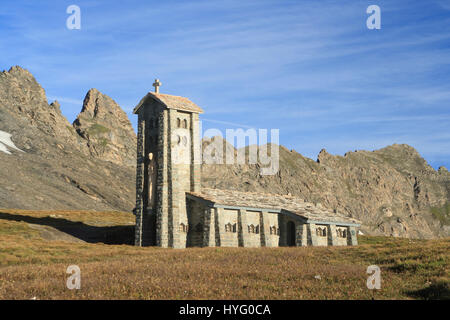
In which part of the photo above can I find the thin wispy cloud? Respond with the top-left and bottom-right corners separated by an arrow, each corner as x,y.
201,118 -> 255,129
47,96 -> 83,105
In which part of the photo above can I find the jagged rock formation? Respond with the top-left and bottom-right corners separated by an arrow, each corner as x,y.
73,89 -> 136,166
0,66 -> 135,211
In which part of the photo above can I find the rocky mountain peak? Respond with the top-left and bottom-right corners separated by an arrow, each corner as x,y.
49,100 -> 64,115
317,148 -> 331,163
50,100 -> 60,108
3,66 -> 35,80
1,66 -> 47,106
438,166 -> 449,175
377,144 -> 424,159
73,88 -> 136,166
80,88 -> 110,117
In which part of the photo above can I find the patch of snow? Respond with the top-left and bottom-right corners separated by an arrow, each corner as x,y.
0,130 -> 24,154
0,142 -> 11,154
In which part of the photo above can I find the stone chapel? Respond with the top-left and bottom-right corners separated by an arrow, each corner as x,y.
133,80 -> 360,248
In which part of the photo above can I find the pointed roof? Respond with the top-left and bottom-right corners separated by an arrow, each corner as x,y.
133,92 -> 204,114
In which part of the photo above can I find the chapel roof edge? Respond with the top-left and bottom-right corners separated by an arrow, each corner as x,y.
133,91 -> 204,114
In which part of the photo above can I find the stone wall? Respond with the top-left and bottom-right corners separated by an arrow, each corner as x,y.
134,112 -> 145,246
349,226 -> 358,245
315,224 -> 329,246
245,210 -> 262,247
261,211 -> 280,247
306,223 -> 318,246
190,113 -> 201,193
202,206 -> 216,247
156,108 -> 169,247
335,226 -> 349,246
181,202 -> 359,248
213,208 -> 237,247
296,223 -> 308,247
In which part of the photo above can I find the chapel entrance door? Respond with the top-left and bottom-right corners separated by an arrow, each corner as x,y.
286,221 -> 296,246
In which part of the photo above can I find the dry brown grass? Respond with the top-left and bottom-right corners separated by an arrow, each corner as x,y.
0,209 -> 448,300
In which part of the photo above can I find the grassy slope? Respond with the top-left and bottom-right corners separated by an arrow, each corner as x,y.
0,209 -> 448,300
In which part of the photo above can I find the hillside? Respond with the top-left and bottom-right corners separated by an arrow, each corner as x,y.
0,66 -> 449,239
0,209 -> 448,299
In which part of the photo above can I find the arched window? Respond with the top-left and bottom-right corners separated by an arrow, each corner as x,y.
316,226 -> 327,237
225,223 -> 232,232
270,226 -> 276,235
177,118 -> 181,128
180,223 -> 187,233
255,225 -> 260,234
316,228 -> 321,236
248,224 -> 255,233
183,119 -> 188,129
342,229 -> 347,238
232,223 -> 237,233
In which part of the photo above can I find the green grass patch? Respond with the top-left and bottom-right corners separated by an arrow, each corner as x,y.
88,123 -> 110,136
430,202 -> 450,225
98,137 -> 109,147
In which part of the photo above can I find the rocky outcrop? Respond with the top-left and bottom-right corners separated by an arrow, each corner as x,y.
73,89 -> 136,166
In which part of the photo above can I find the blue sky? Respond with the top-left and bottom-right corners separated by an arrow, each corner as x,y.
1,0 -> 450,169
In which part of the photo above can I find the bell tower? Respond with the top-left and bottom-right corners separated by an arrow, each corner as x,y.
133,80 -> 203,248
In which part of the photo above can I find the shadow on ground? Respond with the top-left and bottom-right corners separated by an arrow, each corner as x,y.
0,212 -> 134,245
406,281 -> 450,300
